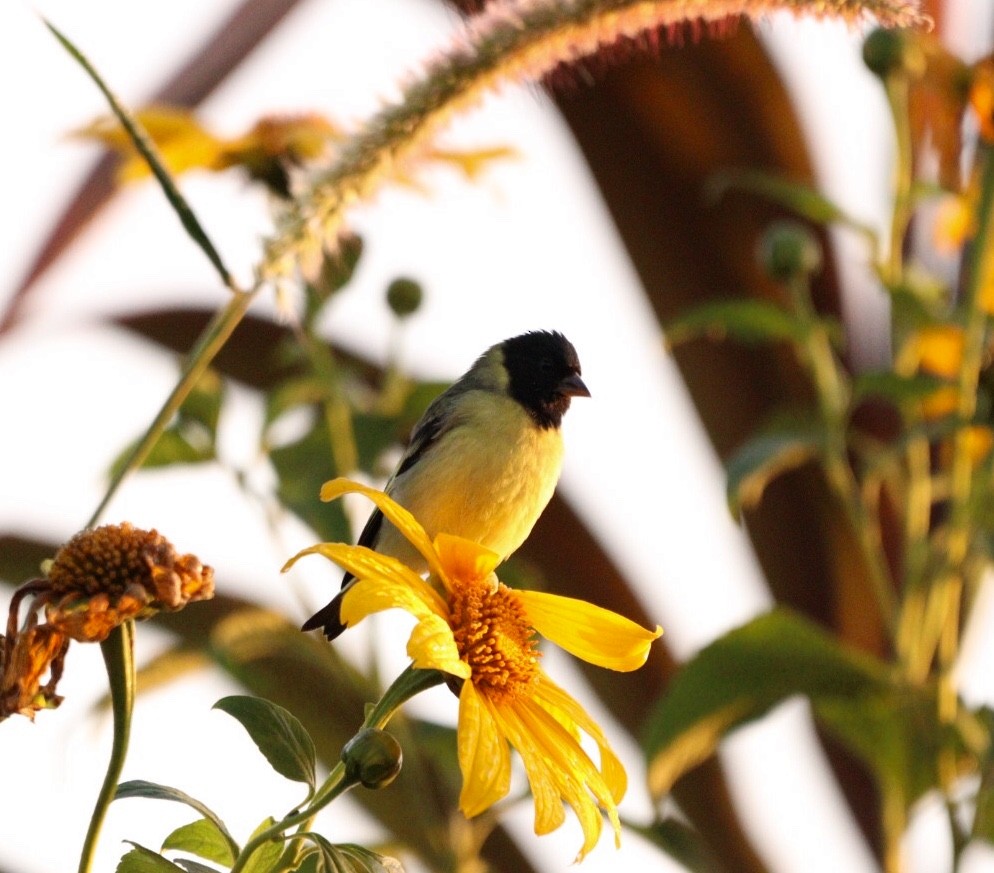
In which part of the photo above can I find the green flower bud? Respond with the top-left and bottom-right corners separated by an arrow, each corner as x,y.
862,28 -> 926,80
386,278 -> 423,318
759,222 -> 823,282
341,728 -> 403,789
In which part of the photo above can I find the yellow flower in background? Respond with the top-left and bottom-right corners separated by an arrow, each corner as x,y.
73,106 -> 516,199
907,324 -> 964,420
73,107 -> 340,197
284,479 -> 661,861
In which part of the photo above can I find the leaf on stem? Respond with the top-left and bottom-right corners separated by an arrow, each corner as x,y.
116,843 -> 185,872
240,817 -> 285,873
213,695 -> 317,791
665,299 -> 812,347
163,818 -> 237,867
304,833 -> 404,872
643,608 -> 893,799
706,169 -> 879,246
108,369 -> 225,477
44,21 -> 234,289
626,818 -> 727,873
115,780 -> 239,859
725,416 -> 824,518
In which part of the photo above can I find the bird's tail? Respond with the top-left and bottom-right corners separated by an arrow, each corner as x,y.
301,589 -> 348,640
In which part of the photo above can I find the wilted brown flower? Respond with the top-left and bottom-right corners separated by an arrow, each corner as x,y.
0,522 -> 212,721
43,522 -> 214,642
1,611 -> 69,721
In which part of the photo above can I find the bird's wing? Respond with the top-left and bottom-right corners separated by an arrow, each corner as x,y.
340,389 -> 463,587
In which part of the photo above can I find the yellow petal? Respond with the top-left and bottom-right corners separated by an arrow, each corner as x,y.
457,681 -> 511,817
408,614 -> 470,678
494,697 -> 613,859
514,697 -> 619,859
340,573 -> 444,628
517,590 -> 661,672
488,702 -> 566,836
319,479 -> 446,578
283,542 -> 447,615
433,533 -> 500,585
533,675 -> 627,803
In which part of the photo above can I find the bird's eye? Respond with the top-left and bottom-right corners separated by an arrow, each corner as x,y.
539,357 -> 554,373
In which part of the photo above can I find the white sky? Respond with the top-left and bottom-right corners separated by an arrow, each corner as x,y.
2,1 -> 994,872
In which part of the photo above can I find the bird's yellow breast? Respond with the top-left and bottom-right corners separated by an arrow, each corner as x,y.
387,391 -> 564,562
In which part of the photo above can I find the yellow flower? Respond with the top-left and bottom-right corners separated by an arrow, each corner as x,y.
284,479 -> 661,861
906,324 -> 964,420
73,107 -> 340,196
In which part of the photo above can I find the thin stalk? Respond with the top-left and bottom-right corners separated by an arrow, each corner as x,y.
77,621 -> 136,873
880,69 -> 937,674
44,21 -> 237,292
293,324 -> 358,478
229,665 -> 444,873
86,286 -> 258,527
882,785 -> 906,873
787,276 -> 899,639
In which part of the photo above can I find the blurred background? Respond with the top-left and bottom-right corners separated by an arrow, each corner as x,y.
2,1 -> 994,871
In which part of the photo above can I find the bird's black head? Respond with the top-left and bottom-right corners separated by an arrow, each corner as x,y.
501,331 -> 590,429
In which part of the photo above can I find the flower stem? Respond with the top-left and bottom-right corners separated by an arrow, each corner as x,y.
786,275 -> 899,639
77,620 -> 136,873
86,285 -> 258,528
229,665 -> 444,873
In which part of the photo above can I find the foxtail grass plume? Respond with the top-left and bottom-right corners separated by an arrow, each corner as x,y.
284,478 -> 661,860
262,0 -> 927,282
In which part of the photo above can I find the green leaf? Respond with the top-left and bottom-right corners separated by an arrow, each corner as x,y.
109,427 -> 214,479
665,299 -> 810,348
295,854 -> 321,873
173,861 -> 222,873
163,818 -> 236,867
269,417 -> 351,542
44,22 -> 233,287
725,417 -> 823,518
264,377 -> 326,430
305,833 -> 404,872
706,169 -> 879,246
626,818 -> 725,873
240,818 -> 285,873
179,368 -> 225,437
852,371 -> 952,406
115,781 -> 238,859
643,608 -> 892,799
213,695 -> 317,790
116,843 -> 184,873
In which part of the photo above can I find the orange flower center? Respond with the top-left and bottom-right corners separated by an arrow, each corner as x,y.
449,579 -> 539,703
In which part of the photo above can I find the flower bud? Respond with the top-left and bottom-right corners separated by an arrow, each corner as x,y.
862,28 -> 926,80
759,222 -> 823,282
341,727 -> 403,789
386,278 -> 423,318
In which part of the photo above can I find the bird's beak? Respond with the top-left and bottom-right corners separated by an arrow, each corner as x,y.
559,374 -> 591,398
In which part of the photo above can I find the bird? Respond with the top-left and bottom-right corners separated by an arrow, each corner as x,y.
302,330 -> 590,639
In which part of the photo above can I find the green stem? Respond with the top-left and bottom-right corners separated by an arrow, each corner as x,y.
882,783 -> 906,873
45,22 -> 236,291
787,277 -> 899,639
295,325 -> 358,478
881,75 -> 915,291
229,666 -> 444,873
78,621 -> 136,873
86,286 -> 258,528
